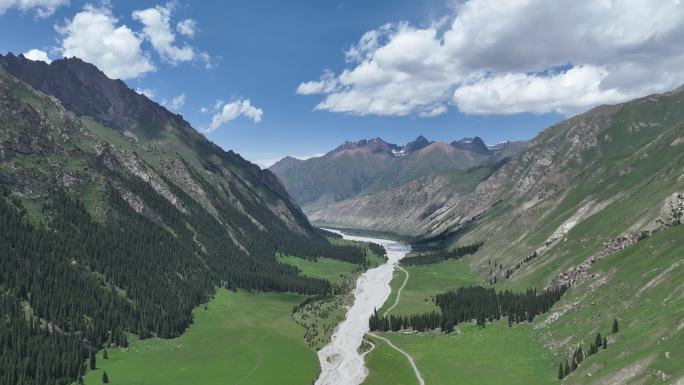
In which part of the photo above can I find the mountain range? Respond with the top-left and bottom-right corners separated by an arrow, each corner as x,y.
270,134 -> 528,213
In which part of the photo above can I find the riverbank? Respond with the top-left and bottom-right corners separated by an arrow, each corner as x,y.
315,230 -> 411,385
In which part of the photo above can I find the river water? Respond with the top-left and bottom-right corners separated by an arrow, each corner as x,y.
315,230 -> 411,385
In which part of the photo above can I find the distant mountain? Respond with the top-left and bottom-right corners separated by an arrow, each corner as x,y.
402,135 -> 432,154
451,136 -> 491,155
270,135 -> 527,210
270,156 -> 303,174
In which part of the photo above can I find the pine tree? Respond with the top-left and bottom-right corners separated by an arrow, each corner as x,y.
102,371 -> 109,384
564,360 -> 570,376
103,349 -> 108,359
558,362 -> 565,379
89,351 -> 96,370
595,333 -> 602,350
612,318 -> 619,333
602,336 -> 608,349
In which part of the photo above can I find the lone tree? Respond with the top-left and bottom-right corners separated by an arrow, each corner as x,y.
612,318 -> 619,334
603,336 -> 608,349
558,362 -> 565,379
89,351 -> 96,370
564,360 -> 570,377
102,371 -> 109,384
103,349 -> 108,359
595,333 -> 602,349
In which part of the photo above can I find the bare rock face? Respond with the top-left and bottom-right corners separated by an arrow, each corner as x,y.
100,145 -> 188,214
307,173 -> 462,234
160,154 -> 218,218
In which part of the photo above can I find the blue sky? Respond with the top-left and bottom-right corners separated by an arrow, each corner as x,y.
2,0 -> 683,166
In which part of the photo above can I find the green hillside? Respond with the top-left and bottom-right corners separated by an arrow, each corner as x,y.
360,87 -> 684,384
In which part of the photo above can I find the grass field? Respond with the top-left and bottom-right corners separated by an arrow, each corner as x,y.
364,322 -> 557,385
277,254 -> 359,284
380,257 -> 475,316
82,290 -> 318,385
367,253 -> 557,385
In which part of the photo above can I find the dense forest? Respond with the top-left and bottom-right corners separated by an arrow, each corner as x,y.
0,165 -> 367,385
369,285 -> 566,333
400,242 -> 482,266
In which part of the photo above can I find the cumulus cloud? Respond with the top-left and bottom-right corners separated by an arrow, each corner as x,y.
57,5 -> 155,80
162,93 -> 185,111
23,48 -> 52,63
299,0 -> 684,117
453,66 -> 631,115
0,0 -> 68,18
176,18 -> 196,37
296,69 -> 339,95
133,4 -> 194,64
206,99 -> 263,133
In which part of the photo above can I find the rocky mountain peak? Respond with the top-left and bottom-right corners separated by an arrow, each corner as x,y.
451,136 -> 492,155
0,52 -> 182,136
269,156 -> 303,174
331,137 -> 399,155
403,135 -> 432,154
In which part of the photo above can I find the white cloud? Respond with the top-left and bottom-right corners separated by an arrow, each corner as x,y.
57,5 -> 155,80
206,99 -> 263,133
23,48 -> 51,63
296,69 -> 339,95
176,18 -> 196,37
135,88 -> 155,99
162,93 -> 185,111
299,0 -> 684,117
0,0 -> 68,18
133,4 -> 194,64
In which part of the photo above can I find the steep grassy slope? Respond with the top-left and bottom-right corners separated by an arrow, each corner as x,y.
408,87 -> 684,382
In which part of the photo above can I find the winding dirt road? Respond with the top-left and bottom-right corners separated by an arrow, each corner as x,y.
368,332 -> 425,385
383,266 -> 409,317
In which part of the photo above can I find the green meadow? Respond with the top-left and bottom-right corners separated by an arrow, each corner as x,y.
277,254 -> 359,284
82,290 -> 318,385
367,255 -> 557,385
364,322 -> 556,385
380,257 -> 475,316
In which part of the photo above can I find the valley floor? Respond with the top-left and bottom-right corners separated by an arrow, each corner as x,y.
82,290 -> 319,385
364,258 -> 557,385
81,226 -> 684,385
